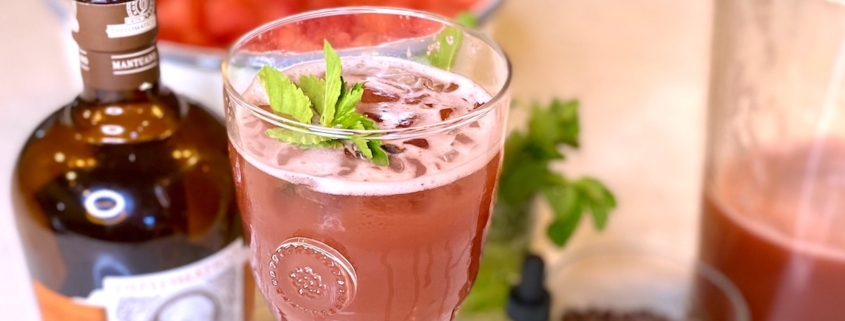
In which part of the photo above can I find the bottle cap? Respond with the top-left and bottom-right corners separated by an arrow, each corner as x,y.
71,0 -> 160,91
506,254 -> 551,321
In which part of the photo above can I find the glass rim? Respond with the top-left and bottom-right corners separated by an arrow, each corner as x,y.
221,6 -> 512,141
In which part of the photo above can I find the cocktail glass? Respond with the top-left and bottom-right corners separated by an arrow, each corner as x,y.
223,7 -> 511,321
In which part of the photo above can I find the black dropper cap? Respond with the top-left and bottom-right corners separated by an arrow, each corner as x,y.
506,254 -> 550,321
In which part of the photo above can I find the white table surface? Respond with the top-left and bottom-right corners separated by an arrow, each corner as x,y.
0,0 -> 711,319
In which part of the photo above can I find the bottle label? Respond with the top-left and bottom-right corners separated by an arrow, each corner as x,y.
105,0 -> 157,39
73,0 -> 160,91
79,45 -> 161,90
85,239 -> 248,321
33,239 -> 249,321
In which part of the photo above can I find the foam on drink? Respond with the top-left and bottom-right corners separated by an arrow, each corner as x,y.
231,56 -> 503,196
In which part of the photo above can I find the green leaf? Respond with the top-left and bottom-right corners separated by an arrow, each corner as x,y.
497,160 -> 552,206
336,82 -> 365,124
456,11 -> 479,28
526,105 -> 565,160
548,99 -> 580,148
266,128 -> 339,148
575,177 -> 617,230
501,131 -> 529,175
262,40 -> 388,166
543,182 -> 584,247
350,137 -> 372,159
298,75 -> 328,117
459,241 -> 524,314
428,26 -> 464,70
259,66 -> 313,124
369,140 -> 389,166
321,40 -> 343,126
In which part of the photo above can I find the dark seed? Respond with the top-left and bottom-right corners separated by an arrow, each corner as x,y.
382,144 -> 406,154
404,138 -> 429,149
444,83 -> 459,92
355,150 -> 367,160
364,112 -> 383,123
473,101 -> 485,109
397,115 -> 418,128
344,148 -> 356,159
439,108 -> 454,121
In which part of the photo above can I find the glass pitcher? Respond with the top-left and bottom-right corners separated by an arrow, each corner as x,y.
699,1 -> 845,320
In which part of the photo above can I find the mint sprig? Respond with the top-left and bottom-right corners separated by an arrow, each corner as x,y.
495,99 -> 617,247
259,40 -> 388,166
428,11 -> 477,70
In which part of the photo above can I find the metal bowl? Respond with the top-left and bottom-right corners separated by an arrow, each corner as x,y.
45,0 -> 505,70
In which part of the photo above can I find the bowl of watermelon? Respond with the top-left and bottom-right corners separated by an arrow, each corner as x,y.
47,0 -> 504,70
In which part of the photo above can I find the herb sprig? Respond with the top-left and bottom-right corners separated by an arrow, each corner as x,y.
495,99 -> 618,246
259,40 -> 388,166
427,11 -> 478,70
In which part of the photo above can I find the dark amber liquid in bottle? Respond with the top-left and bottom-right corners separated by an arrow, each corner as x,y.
12,83 -> 254,319
12,2 -> 253,320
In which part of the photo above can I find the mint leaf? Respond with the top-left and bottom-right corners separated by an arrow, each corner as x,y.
298,75 -> 328,118
547,99 -> 580,148
456,11 -> 479,28
575,177 -> 617,230
428,27 -> 464,70
321,40 -> 343,126
266,128 -> 340,148
543,181 -> 583,247
369,140 -> 389,166
260,39 -> 388,166
492,99 -> 615,247
498,160 -> 552,205
350,137 -> 372,159
259,66 -> 313,124
336,82 -> 365,123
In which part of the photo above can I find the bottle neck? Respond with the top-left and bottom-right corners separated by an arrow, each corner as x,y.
78,44 -> 163,104
73,0 -> 162,104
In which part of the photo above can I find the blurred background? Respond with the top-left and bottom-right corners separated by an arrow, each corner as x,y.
0,0 -> 711,319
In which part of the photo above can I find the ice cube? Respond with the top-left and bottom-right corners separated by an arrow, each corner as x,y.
275,150 -> 294,166
407,158 -> 427,178
441,150 -> 460,162
439,108 -> 454,121
395,74 -> 420,86
404,139 -> 430,149
362,88 -> 400,103
363,112 -> 384,123
405,94 -> 430,105
382,144 -> 406,154
422,78 -> 446,93
388,156 -> 405,173
395,114 -> 418,128
247,141 -> 266,157
454,133 -> 474,145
